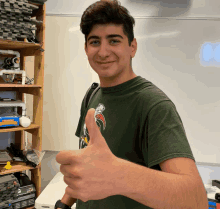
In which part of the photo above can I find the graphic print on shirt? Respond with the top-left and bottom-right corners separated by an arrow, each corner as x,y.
79,103 -> 106,149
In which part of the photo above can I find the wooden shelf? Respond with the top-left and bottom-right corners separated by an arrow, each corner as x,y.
0,84 -> 42,88
0,123 -> 40,133
0,161 -> 40,176
0,39 -> 42,55
0,2 -> 45,199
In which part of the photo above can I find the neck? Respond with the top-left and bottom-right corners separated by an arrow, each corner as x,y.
99,69 -> 137,88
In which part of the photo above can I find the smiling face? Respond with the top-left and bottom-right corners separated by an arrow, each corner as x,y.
84,24 -> 137,87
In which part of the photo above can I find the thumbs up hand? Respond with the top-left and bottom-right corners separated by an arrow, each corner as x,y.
56,108 -> 122,202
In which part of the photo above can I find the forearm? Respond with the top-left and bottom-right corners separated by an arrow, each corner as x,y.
61,192 -> 77,207
115,158 -> 208,209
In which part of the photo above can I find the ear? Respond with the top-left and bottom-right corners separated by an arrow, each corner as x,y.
131,38 -> 137,59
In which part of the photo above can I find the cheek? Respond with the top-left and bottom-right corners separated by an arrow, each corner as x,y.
118,48 -> 130,60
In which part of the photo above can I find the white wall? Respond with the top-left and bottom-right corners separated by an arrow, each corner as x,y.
45,0 -> 219,18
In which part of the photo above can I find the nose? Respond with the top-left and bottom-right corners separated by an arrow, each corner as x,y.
97,42 -> 111,58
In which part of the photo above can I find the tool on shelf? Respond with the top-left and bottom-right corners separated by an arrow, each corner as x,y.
0,50 -> 34,85
6,143 -> 37,168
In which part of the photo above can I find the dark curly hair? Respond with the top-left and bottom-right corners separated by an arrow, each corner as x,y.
80,0 -> 135,48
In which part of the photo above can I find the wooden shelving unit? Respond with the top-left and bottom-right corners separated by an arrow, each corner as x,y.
0,1 -> 46,208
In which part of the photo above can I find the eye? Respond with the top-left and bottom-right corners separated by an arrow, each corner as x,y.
110,40 -> 120,44
90,40 -> 120,45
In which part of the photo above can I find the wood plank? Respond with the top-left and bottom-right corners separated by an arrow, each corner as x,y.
0,161 -> 41,176
0,84 -> 42,87
0,39 -> 41,50
0,123 -> 40,133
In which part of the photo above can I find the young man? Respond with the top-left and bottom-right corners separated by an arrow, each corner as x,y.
55,21 -> 138,209
55,0 -> 208,209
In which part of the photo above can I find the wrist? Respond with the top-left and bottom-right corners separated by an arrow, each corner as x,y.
61,193 -> 77,206
55,200 -> 71,209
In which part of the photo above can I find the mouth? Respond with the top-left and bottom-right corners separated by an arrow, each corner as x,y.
97,61 -> 115,64
97,61 -> 115,67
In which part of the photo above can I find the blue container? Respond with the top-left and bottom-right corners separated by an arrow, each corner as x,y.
0,116 -> 20,127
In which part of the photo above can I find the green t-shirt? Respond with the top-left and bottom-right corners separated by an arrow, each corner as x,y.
75,75 -> 195,209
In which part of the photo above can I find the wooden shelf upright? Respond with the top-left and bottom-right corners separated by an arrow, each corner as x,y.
0,1 -> 46,206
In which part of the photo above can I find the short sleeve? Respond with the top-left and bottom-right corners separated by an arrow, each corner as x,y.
142,101 -> 195,168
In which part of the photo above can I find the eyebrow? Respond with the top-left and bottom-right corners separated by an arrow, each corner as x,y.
88,34 -> 124,41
